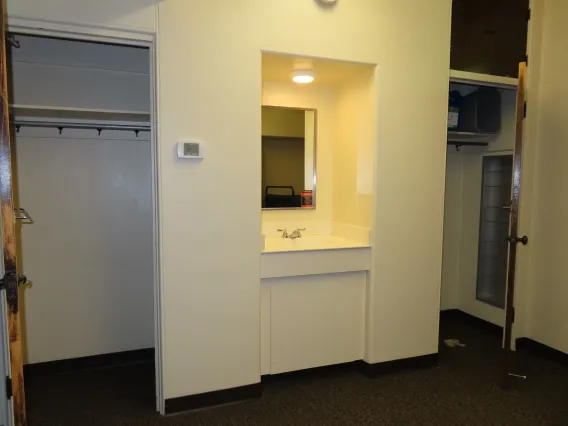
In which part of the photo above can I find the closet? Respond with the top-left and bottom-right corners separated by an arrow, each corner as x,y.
441,75 -> 518,327
8,35 -> 154,366
441,0 -> 529,331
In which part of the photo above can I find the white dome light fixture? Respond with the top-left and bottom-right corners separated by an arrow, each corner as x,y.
291,69 -> 315,84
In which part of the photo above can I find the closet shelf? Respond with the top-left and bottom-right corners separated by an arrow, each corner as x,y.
10,104 -> 151,127
449,70 -> 518,89
447,130 -> 495,145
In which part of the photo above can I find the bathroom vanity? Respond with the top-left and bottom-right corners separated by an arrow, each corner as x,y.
259,53 -> 376,376
261,232 -> 371,375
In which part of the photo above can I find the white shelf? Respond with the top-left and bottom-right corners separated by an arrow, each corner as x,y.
447,130 -> 495,144
10,104 -> 150,126
449,70 -> 518,89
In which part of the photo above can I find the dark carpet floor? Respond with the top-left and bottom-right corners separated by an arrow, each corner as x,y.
26,315 -> 568,426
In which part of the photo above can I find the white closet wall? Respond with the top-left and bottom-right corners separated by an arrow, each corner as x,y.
441,149 -> 463,310
16,130 -> 154,364
11,36 -> 153,364
10,36 -> 150,112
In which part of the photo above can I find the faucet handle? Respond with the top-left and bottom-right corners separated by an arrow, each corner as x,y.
289,228 -> 306,239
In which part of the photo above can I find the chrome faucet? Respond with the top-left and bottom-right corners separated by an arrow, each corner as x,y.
289,228 -> 305,239
277,228 -> 305,239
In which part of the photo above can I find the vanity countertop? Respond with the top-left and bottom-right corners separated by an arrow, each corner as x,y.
263,234 -> 370,253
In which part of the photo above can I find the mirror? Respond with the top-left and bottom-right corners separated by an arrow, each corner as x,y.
261,106 -> 317,209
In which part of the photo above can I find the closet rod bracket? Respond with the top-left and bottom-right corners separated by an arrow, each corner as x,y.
7,34 -> 20,49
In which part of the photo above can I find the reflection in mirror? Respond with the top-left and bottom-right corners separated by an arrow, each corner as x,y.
261,106 -> 316,209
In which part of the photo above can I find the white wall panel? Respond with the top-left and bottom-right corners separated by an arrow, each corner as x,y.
441,151 -> 463,310
12,62 -> 150,112
15,129 -> 154,363
261,248 -> 371,279
158,0 -> 452,399
12,35 -> 150,74
269,272 -> 366,374
7,0 -> 156,33
524,0 -> 568,355
260,284 -> 271,375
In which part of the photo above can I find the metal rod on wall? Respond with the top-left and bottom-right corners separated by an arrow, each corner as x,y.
13,120 -> 150,136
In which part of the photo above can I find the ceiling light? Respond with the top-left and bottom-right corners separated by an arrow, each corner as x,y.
291,69 -> 315,84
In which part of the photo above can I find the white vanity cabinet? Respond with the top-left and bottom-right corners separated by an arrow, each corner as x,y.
260,242 -> 370,375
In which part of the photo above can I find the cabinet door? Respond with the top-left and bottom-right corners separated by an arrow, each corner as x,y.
451,0 -> 529,77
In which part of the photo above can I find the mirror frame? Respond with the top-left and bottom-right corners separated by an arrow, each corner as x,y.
261,105 -> 318,210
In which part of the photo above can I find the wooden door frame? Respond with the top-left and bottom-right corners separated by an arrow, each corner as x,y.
3,16 -> 165,416
503,62 -> 527,387
0,3 -> 27,424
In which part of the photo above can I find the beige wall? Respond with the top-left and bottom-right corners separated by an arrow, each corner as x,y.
262,107 -> 305,138
332,71 -> 375,229
522,0 -> 568,354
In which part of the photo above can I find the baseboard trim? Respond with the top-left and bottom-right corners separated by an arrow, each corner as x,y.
262,362 -> 356,383
440,309 -> 503,336
165,383 -> 262,414
24,348 -> 154,376
516,338 -> 568,367
357,353 -> 438,378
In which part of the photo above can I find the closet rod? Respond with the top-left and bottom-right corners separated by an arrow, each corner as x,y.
447,141 -> 488,151
447,141 -> 488,146
13,120 -> 150,135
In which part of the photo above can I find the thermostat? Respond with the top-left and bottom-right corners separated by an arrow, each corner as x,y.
177,140 -> 203,159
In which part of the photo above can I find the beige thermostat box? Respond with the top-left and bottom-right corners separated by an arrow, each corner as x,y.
177,140 -> 203,159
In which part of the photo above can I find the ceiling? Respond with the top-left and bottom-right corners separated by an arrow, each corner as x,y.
262,53 -> 375,87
